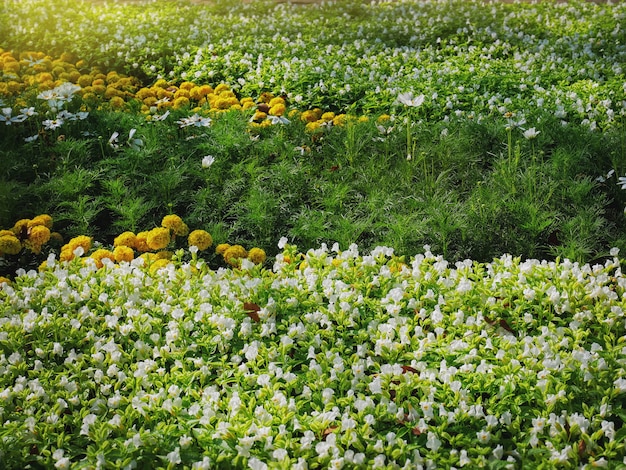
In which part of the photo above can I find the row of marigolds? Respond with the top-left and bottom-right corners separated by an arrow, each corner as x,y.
0,214 -> 267,284
0,49 -> 364,131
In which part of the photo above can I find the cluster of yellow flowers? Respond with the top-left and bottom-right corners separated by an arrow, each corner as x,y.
1,49 -> 369,130
40,214 -> 266,273
216,243 -> 266,267
0,214 -> 62,257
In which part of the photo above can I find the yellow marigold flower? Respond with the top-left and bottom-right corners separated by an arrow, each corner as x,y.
38,260 -> 48,271
258,91 -> 274,103
135,87 -> 155,100
216,243 -> 230,255
146,227 -> 171,251
0,276 -> 11,285
92,78 -> 105,87
77,74 -> 93,88
0,235 -> 21,255
0,230 -> 14,238
223,245 -> 248,267
268,97 -> 285,107
333,114 -> 348,127
28,225 -> 51,246
149,258 -> 172,274
248,247 -> 266,265
179,81 -> 196,91
300,110 -> 319,123
251,111 -> 267,122
59,248 -> 74,262
91,248 -> 115,269
358,116 -> 369,123
162,214 -> 189,236
377,114 -> 391,124
269,103 -> 286,116
28,214 -> 53,229
188,230 -> 213,251
67,235 -> 92,253
153,78 -> 169,89
174,88 -> 190,100
36,72 -> 53,83
135,231 -> 150,252
305,121 -> 322,133
114,231 -> 137,249
109,96 -> 125,109
321,112 -> 335,122
173,96 -> 190,109
12,218 -> 31,236
214,83 -> 230,94
113,245 -> 134,263
242,100 -> 256,110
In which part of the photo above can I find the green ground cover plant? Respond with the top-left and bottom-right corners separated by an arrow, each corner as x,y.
1,0 -> 626,468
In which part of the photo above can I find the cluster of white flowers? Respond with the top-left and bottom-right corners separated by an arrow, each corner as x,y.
1,242 -> 625,467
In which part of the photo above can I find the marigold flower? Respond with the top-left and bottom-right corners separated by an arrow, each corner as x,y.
28,225 -> 51,246
188,230 -> 213,251
114,231 -> 137,249
91,248 -> 115,269
146,227 -> 171,251
0,234 -> 21,255
66,235 -> 92,253
28,214 -> 53,229
300,110 -> 319,123
135,232 -> 151,252
109,96 -> 125,109
214,83 -> 230,94
12,218 -> 31,237
248,247 -> 267,265
223,245 -> 248,267
305,121 -> 322,133
321,112 -> 335,122
149,258 -> 172,274
269,103 -> 286,116
155,250 -> 173,260
113,245 -> 134,263
216,243 -> 230,255
162,215 -> 189,237
0,276 -> 11,285
59,248 -> 74,262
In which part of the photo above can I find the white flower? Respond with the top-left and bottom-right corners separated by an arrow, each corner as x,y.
202,155 -> 215,168
523,127 -> 540,139
278,237 -> 288,249
42,118 -> 64,130
397,92 -> 425,107
248,457 -> 268,470
166,447 -> 181,465
617,176 -> 626,190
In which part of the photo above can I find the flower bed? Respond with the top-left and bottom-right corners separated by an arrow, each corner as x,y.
1,240 -> 626,468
